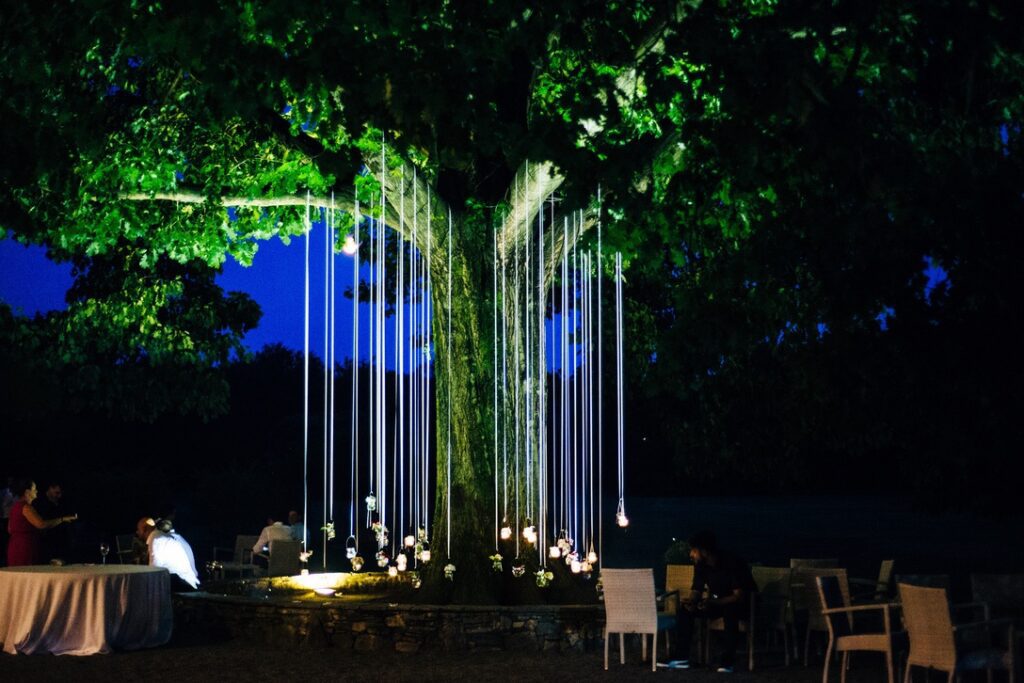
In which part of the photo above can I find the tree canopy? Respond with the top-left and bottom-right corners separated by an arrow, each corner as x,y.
2,0 -> 1022,514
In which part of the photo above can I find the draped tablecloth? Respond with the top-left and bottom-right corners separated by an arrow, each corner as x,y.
0,564 -> 173,655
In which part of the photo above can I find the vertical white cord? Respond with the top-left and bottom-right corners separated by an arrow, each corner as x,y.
329,195 -> 336,524
303,193 -> 310,551
596,188 -> 603,567
446,209 -> 452,558
351,199 -> 360,548
493,217 -> 499,551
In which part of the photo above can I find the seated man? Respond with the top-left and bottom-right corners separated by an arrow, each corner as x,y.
669,530 -> 756,673
253,515 -> 292,561
136,517 -> 200,590
287,510 -> 305,543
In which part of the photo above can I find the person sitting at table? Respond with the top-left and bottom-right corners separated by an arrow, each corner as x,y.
287,510 -> 305,543
136,516 -> 200,590
253,514 -> 292,561
6,479 -> 77,567
667,530 -> 757,673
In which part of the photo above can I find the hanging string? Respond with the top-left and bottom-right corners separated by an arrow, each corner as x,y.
615,251 -> 627,526
493,215 -> 499,551
396,170 -> 406,557
350,198 -> 360,549
446,208 -> 453,558
322,203 -> 330,568
524,164 -> 532,531
303,193 -> 310,551
596,188 -> 603,567
329,195 -> 336,525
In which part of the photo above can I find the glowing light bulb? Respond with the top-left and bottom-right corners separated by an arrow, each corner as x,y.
388,565 -> 398,577
549,546 -> 561,559
616,512 -> 629,528
342,235 -> 360,255
420,550 -> 431,563
581,560 -> 593,573
404,535 -> 415,548
522,525 -> 537,544
587,550 -> 598,564
571,559 -> 582,574
396,554 -> 408,571
346,546 -> 357,560
500,525 -> 512,540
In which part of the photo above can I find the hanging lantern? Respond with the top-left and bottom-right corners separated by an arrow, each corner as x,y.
345,536 -> 357,560
500,521 -> 512,540
566,551 -> 578,567
570,558 -> 582,574
404,535 -> 416,548
522,520 -> 536,544
365,492 -> 377,512
549,545 -> 561,559
616,498 -> 629,527
581,560 -> 593,573
587,546 -> 598,564
388,565 -> 398,577
396,553 -> 408,571
420,549 -> 431,563
351,556 -> 364,571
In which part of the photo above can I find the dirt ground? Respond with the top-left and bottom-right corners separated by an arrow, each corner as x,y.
0,631 -> 906,683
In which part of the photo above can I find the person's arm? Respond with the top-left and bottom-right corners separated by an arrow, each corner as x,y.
253,529 -> 268,556
23,504 -> 74,530
709,587 -> 746,606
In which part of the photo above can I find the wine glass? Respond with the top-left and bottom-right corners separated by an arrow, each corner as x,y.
99,542 -> 110,565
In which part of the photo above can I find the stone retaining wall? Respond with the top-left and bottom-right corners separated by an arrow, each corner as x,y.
173,593 -> 605,653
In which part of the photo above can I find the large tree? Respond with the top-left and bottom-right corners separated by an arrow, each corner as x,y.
3,0 -> 1021,598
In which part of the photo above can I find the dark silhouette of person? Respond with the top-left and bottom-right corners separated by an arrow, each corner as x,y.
670,530 -> 756,673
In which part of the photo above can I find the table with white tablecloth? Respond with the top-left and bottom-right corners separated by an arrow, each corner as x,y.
0,564 -> 173,655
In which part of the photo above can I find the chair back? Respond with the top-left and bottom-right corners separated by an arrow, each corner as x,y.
816,575 -> 853,637
894,574 -> 950,589
874,559 -> 895,598
970,573 -> 1024,618
790,558 -> 839,569
664,564 -> 696,615
752,566 -> 793,624
115,533 -> 136,564
234,534 -> 259,563
898,582 -> 956,671
267,539 -> 302,577
601,568 -> 657,635
795,567 -> 848,632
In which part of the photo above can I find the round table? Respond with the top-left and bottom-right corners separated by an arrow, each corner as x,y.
0,564 -> 173,655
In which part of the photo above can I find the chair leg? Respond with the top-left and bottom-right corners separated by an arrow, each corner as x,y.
783,626 -> 791,667
805,627 -> 812,666
652,634 -> 657,673
840,651 -> 848,683
619,633 -> 625,664
604,629 -> 609,670
821,640 -> 832,683
903,661 -> 911,683
642,633 -> 648,662
885,647 -> 895,683
748,629 -> 755,671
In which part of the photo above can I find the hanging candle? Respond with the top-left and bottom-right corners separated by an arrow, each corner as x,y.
420,549 -> 431,563
522,525 -> 537,545
341,234 -> 360,255
581,560 -> 593,573
570,558 -> 582,574
388,565 -> 398,577
616,498 -> 629,527
549,545 -> 561,559
500,522 -> 512,540
396,553 -> 408,571
404,535 -> 416,548
587,546 -> 598,564
365,492 -> 377,512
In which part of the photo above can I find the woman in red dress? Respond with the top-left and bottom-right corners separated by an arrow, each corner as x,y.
6,479 -> 76,566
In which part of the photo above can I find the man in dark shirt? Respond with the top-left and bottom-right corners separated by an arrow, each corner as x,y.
33,482 -> 71,564
669,530 -> 756,673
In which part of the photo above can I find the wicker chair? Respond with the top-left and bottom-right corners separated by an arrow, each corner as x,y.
850,559 -> 895,603
971,573 -> 1024,621
659,564 -> 697,656
212,534 -> 261,579
267,539 -> 302,577
753,566 -> 796,666
602,568 -> 663,672
794,567 -> 849,665
816,575 -> 904,683
792,558 -> 840,569
899,582 -> 1015,683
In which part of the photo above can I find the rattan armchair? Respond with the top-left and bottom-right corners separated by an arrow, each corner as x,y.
899,582 -> 1015,683
817,575 -> 904,683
